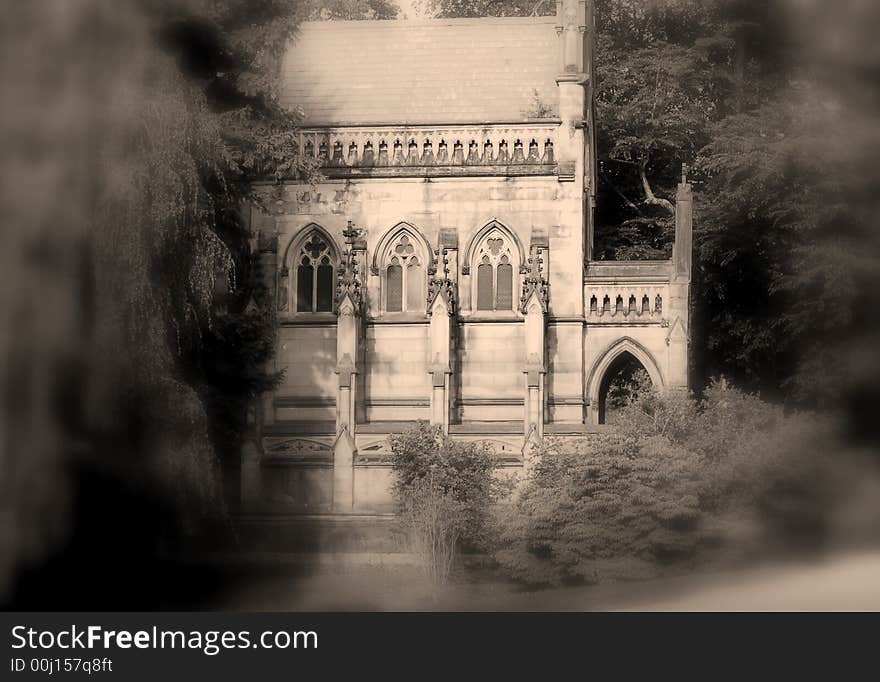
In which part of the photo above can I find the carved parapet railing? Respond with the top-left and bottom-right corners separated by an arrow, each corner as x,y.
585,285 -> 668,321
295,122 -> 561,178
584,261 -> 673,323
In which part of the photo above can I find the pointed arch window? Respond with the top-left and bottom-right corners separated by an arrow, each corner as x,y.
294,232 -> 335,313
474,233 -> 515,311
383,233 -> 425,314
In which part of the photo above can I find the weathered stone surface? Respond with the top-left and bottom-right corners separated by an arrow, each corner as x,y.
280,18 -> 561,126
244,4 -> 692,513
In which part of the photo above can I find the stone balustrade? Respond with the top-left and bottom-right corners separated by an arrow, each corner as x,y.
585,284 -> 668,320
296,123 -> 560,177
584,261 -> 673,322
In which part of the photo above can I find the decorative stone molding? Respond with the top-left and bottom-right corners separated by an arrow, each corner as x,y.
282,224 -> 340,315
557,161 -> 575,182
357,436 -> 392,456
426,248 -> 456,316
295,123 -> 560,178
586,336 -> 665,406
585,285 -> 667,320
519,246 -> 550,314
461,220 -> 526,276
666,316 -> 687,345
521,244 -> 548,440
261,437 -> 333,462
334,220 -> 364,314
556,0 -> 589,74
336,353 -> 357,389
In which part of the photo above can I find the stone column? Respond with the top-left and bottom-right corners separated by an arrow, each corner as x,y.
428,293 -> 452,434
555,0 -> 589,184
352,237 -> 368,424
673,173 -> 693,283
556,0 -> 588,76
555,0 -> 592,332
336,298 -> 358,431
332,222 -> 364,512
333,294 -> 359,512
523,300 -> 546,440
667,173 -> 693,388
427,242 -> 456,435
521,246 -> 549,440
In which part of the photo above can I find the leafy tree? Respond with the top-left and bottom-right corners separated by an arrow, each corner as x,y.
298,0 -> 400,20
494,432 -> 708,584
390,422 -> 500,550
416,0 -> 553,18
493,380 -> 867,585
95,0 -> 316,517
1,0 -> 314,606
594,34 -> 727,259
592,0 -> 791,259
591,0 -> 880,413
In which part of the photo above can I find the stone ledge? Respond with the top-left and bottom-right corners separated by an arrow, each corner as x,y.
274,396 -> 335,408
448,421 -> 522,434
364,398 -> 430,407
317,165 -> 557,180
584,259 -> 673,282
263,421 -> 336,436
584,320 -> 667,327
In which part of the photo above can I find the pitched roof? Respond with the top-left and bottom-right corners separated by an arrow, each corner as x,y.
279,17 -> 560,126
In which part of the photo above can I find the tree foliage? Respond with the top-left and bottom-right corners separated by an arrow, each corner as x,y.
390,422 -> 501,550
299,0 -> 400,20
493,381 -> 868,585
416,0 -> 553,18
593,0 -> 880,415
403,0 -> 880,413
693,93 -> 858,401
494,433 -> 707,584
594,34 -> 724,258
687,0 -> 880,410
1,0 -> 316,605
90,0 -> 315,521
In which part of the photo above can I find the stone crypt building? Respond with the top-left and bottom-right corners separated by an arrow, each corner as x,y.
241,1 -> 692,516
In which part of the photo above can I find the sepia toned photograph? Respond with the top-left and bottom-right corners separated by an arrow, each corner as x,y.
2,0 -> 880,621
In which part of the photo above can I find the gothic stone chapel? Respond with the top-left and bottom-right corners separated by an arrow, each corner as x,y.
241,1 -> 692,516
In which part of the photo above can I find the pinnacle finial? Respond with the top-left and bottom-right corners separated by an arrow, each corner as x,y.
343,220 -> 360,245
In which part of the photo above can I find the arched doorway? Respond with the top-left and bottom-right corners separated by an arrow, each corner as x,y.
588,338 -> 663,425
597,351 -> 653,424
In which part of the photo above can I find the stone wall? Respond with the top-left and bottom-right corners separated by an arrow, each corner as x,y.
264,173 -> 587,425
239,3 -> 693,515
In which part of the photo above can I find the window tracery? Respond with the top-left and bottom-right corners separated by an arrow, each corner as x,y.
473,231 -> 515,311
383,233 -> 425,314
293,231 -> 335,313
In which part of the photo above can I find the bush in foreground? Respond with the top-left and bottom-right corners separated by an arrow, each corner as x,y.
389,422 -> 502,588
493,380 -> 872,585
493,433 -> 708,585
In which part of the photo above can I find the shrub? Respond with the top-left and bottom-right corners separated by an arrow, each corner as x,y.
493,379 -> 875,585
389,422 -> 501,586
397,473 -> 468,588
493,433 -> 708,585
